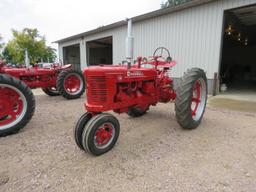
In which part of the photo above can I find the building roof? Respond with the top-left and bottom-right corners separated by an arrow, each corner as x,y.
54,0 -> 216,43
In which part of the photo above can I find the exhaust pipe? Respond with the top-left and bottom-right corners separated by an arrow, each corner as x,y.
125,18 -> 134,69
25,49 -> 30,68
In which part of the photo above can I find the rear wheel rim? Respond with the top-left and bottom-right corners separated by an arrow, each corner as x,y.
63,74 -> 83,95
94,123 -> 115,149
191,78 -> 207,121
0,84 -> 27,130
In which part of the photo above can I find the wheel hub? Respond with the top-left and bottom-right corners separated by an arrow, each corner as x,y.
191,80 -> 201,116
0,101 -> 8,116
64,74 -> 81,94
95,124 -> 113,146
191,78 -> 206,121
0,85 -> 26,129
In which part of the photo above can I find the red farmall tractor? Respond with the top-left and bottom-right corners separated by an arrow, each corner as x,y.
0,61 -> 85,136
74,20 -> 208,156
0,62 -> 85,99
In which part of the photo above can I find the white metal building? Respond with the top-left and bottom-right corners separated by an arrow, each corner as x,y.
55,0 -> 256,94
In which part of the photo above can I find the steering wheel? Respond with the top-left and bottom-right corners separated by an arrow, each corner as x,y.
153,47 -> 172,62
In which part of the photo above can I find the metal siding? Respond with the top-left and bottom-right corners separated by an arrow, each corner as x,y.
58,0 -> 256,79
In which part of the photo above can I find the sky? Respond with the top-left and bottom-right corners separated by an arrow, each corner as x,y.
0,0 -> 163,49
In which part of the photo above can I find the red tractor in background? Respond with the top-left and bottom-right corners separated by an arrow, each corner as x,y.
0,61 -> 85,99
0,61 -> 85,136
73,19 -> 207,156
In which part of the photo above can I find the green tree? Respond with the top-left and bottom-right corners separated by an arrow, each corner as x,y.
43,46 -> 57,63
161,0 -> 192,8
2,28 -> 56,64
0,35 -> 4,59
0,35 -> 3,49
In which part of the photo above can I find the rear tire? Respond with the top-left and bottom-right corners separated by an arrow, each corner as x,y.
57,69 -> 85,100
42,87 -> 60,96
81,113 -> 120,156
127,106 -> 149,117
175,68 -> 207,129
0,74 -> 35,136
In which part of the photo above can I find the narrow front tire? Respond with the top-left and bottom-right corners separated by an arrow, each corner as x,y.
81,113 -> 120,156
74,112 -> 93,150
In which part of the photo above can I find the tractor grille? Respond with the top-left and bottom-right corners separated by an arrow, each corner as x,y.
87,76 -> 107,103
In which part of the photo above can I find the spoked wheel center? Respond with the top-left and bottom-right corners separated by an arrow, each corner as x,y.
191,78 -> 207,121
64,74 -> 82,95
94,123 -> 115,149
0,85 -> 27,129
0,101 -> 9,116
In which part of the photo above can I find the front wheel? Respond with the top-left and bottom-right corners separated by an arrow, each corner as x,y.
81,113 -> 120,156
57,69 -> 85,100
0,74 -> 35,136
42,87 -> 60,96
175,68 -> 207,129
74,112 -> 93,150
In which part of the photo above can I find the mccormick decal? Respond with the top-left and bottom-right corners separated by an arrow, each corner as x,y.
127,71 -> 144,77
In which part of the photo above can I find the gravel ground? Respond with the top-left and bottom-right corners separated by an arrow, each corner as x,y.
0,91 -> 256,192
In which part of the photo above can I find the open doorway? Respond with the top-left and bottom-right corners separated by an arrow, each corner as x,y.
86,36 -> 113,66
220,5 -> 256,94
63,44 -> 81,70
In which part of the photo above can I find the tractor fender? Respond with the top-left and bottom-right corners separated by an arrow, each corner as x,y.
60,64 -> 72,70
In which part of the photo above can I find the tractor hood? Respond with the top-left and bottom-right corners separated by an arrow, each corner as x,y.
83,65 -> 157,82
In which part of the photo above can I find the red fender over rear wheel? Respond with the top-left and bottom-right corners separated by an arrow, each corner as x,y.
0,74 -> 35,136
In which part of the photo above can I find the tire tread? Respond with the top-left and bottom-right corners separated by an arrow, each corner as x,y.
0,74 -> 35,136
175,68 -> 207,129
57,69 -> 85,100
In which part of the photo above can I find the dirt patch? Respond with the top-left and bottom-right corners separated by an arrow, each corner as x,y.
208,98 -> 256,113
0,173 -> 9,186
